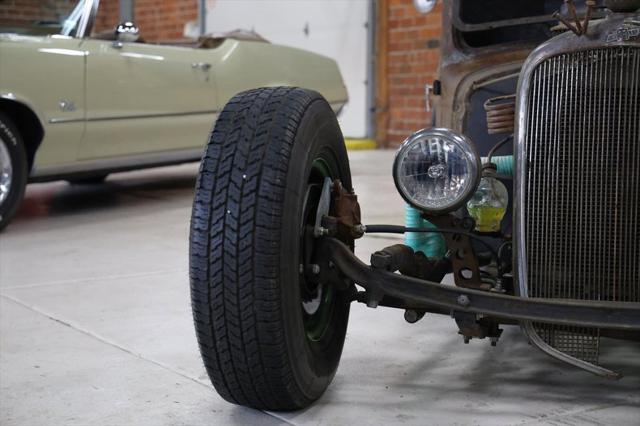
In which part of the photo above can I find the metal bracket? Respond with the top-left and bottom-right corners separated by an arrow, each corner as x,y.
429,215 -> 488,291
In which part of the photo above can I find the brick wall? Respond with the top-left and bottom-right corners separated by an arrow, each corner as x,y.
0,0 -> 77,26
95,0 -> 198,42
0,0 -> 197,42
377,0 -> 442,147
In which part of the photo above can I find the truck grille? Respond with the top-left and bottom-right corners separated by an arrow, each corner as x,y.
523,46 -> 640,364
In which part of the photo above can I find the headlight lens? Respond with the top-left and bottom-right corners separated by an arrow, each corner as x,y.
393,128 -> 481,214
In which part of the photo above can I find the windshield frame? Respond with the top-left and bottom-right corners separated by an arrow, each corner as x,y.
75,0 -> 100,38
452,0 -> 560,32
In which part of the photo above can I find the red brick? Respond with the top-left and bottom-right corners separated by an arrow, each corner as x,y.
90,0 -> 196,42
380,0 -> 442,147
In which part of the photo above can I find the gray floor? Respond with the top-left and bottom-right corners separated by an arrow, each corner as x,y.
1,150 -> 639,426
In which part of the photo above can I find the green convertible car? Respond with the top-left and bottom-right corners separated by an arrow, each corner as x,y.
0,0 -> 348,229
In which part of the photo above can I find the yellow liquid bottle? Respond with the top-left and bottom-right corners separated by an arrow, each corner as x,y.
466,164 -> 508,233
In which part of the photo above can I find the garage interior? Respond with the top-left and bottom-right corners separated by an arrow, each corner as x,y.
1,1 -> 640,425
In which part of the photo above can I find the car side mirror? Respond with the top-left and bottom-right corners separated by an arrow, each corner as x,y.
115,21 -> 139,43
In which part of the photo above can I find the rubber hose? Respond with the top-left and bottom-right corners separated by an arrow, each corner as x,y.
404,204 -> 446,257
483,155 -> 513,176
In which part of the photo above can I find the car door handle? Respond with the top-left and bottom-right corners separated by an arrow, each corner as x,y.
192,62 -> 211,71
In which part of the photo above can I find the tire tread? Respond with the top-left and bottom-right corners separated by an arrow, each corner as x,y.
189,87 -> 325,410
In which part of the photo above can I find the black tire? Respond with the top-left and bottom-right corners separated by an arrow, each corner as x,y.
189,87 -> 352,411
0,112 -> 27,231
67,174 -> 109,185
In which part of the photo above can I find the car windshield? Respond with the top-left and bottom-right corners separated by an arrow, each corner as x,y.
0,0 -> 86,37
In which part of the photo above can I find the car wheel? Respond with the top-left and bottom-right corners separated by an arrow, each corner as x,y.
0,112 -> 27,231
189,87 -> 352,411
67,174 -> 109,185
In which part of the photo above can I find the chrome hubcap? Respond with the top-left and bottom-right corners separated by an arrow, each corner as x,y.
0,138 -> 13,206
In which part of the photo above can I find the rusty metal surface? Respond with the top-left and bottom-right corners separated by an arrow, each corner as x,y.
553,0 -> 597,36
428,214 -> 488,291
322,179 -> 363,240
435,3 -> 534,132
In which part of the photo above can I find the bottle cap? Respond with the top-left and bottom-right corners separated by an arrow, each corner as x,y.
482,162 -> 498,177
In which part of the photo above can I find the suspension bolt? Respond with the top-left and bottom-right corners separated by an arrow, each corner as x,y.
314,226 -> 330,237
491,278 -> 505,293
457,295 -> 471,307
352,224 -> 366,237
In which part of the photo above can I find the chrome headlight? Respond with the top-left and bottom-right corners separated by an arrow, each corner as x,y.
393,128 -> 481,214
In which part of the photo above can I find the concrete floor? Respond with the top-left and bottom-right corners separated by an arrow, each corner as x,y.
1,150 -> 639,426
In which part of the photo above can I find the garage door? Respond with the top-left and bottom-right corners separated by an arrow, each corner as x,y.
204,0 -> 371,139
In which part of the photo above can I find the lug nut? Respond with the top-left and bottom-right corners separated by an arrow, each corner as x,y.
314,227 -> 329,237
301,264 -> 320,275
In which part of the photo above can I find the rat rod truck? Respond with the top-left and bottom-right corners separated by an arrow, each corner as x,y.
188,0 -> 640,411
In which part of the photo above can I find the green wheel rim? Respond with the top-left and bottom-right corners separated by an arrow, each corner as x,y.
300,158 -> 337,342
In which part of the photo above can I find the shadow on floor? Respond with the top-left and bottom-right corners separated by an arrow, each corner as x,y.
368,329 -> 639,411
14,167 -> 199,225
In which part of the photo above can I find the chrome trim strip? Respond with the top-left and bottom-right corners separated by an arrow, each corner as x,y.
48,117 -> 85,124
514,13 -> 640,377
29,147 -> 204,180
49,109 -> 220,124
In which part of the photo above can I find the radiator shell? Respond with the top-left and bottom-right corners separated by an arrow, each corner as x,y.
515,14 -> 640,376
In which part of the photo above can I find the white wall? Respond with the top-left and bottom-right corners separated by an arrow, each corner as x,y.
204,0 -> 370,139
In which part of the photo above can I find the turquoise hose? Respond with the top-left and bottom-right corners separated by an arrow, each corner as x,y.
403,155 -> 513,257
404,204 -> 446,257
486,155 -> 513,176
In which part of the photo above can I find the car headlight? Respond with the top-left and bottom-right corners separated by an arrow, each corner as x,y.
393,128 -> 481,214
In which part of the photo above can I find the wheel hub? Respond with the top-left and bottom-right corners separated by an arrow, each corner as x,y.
299,159 -> 338,342
0,139 -> 13,206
